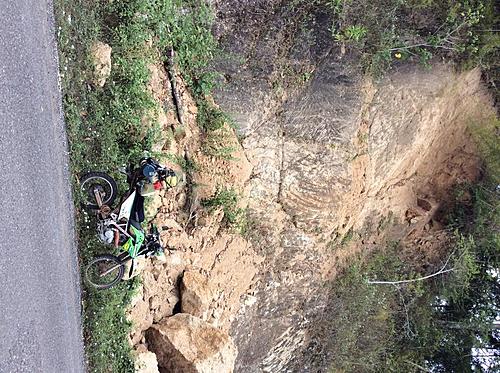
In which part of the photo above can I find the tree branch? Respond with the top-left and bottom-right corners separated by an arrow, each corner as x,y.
367,267 -> 454,285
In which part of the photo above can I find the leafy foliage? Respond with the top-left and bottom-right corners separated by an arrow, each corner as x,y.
325,0 -> 499,77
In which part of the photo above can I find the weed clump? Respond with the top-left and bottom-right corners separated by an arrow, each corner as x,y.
202,187 -> 247,232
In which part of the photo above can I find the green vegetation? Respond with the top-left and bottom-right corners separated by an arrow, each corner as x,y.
377,211 -> 395,234
165,153 -> 199,174
203,138 -> 237,160
288,0 -> 498,82
471,116 -> 500,184
197,100 -> 239,160
197,101 -> 230,132
340,228 -> 356,246
335,24 -> 368,43
321,224 -> 498,372
54,0 -> 219,371
197,100 -> 239,161
202,187 -> 247,232
325,0 -> 499,77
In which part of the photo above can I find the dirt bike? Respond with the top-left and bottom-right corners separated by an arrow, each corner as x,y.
80,157 -> 177,289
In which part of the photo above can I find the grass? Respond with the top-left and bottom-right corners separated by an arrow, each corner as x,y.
165,153 -> 200,174
53,0 -> 220,371
197,100 -> 239,160
285,0 -> 498,86
201,187 -> 248,232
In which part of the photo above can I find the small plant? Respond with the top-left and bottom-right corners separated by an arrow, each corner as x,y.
197,101 -> 231,131
377,211 -> 395,234
343,25 -> 367,42
328,0 -> 345,15
204,142 -> 237,161
202,125 -> 238,161
197,101 -> 239,160
202,187 -> 246,230
292,70 -> 314,86
165,153 -> 199,173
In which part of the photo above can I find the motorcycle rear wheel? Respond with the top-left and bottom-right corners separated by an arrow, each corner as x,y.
85,254 -> 125,290
80,172 -> 118,210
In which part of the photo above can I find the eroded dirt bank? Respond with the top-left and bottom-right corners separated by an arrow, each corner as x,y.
125,3 -> 496,372
210,2 -> 495,370
129,66 -> 494,373
222,65 -> 494,372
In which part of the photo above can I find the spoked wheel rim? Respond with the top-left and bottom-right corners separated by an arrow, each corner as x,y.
81,176 -> 115,207
85,255 -> 124,289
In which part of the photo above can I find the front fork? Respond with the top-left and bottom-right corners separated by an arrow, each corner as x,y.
93,187 -> 104,208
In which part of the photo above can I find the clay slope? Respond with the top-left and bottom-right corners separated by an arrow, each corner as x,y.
127,6 -> 495,372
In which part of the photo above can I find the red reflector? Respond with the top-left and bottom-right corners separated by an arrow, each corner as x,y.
153,181 -> 162,190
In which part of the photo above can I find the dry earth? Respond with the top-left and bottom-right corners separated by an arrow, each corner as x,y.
116,2 -> 496,372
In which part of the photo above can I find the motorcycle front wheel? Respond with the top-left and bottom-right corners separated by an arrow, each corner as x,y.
85,254 -> 125,290
80,172 -> 118,210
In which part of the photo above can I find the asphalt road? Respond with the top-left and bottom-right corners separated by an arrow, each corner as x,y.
0,1 -> 85,372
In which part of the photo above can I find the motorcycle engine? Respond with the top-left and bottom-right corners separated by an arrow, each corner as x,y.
98,228 -> 115,244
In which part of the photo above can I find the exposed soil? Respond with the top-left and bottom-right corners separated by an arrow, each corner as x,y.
124,4 -> 496,372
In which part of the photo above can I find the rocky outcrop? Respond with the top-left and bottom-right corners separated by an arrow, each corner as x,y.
180,271 -> 212,320
124,59 -> 260,373
133,346 -> 160,373
89,41 -> 112,87
209,2 -> 496,372
146,313 -> 237,373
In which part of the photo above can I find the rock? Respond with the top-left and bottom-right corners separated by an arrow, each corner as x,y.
243,295 -> 257,307
135,344 -> 149,353
146,313 -> 237,373
153,251 -> 167,263
134,349 -> 160,373
176,192 -> 187,208
164,252 -> 183,267
167,293 -> 180,305
211,308 -> 222,320
180,271 -> 211,320
160,218 -> 184,231
128,299 -> 154,345
130,285 -> 144,307
90,41 -> 112,87
149,295 -> 162,310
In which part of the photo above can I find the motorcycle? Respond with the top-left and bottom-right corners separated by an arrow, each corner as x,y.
80,157 -> 177,289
